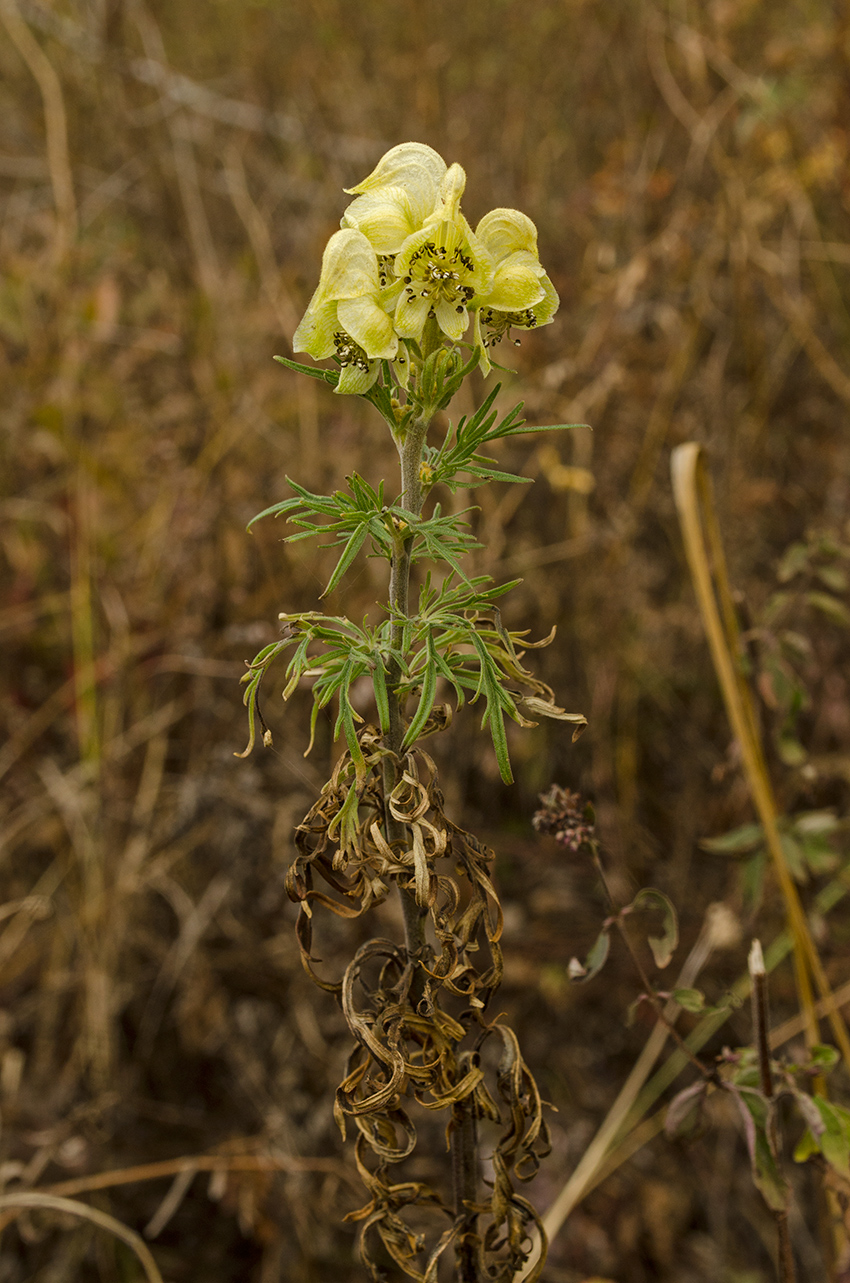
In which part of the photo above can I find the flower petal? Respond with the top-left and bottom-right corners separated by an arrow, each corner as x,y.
532,274 -> 560,325
435,163 -> 467,222
472,311 -> 491,376
476,208 -> 540,260
460,227 -> 496,297
315,228 -> 380,302
484,251 -> 546,312
335,359 -> 379,395
336,296 -> 398,359
393,289 -> 432,344
434,296 -> 468,342
380,276 -> 405,313
393,345 -> 411,389
341,186 -> 422,255
292,296 -> 338,358
344,142 -> 446,224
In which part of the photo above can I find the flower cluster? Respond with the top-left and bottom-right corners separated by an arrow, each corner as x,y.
532,784 -> 596,854
292,142 -> 559,394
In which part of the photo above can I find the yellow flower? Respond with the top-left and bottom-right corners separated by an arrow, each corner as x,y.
471,209 -> 559,374
292,229 -> 399,394
392,164 -> 495,346
340,142 -> 447,255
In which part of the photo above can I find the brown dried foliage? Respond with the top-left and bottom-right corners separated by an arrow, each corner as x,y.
287,724 -> 549,1279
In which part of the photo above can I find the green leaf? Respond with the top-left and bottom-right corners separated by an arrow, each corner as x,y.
672,988 -> 706,1014
809,1044 -> 840,1071
426,388 -> 582,493
815,564 -> 848,593
274,353 -> 340,386
321,524 -> 369,597
731,1087 -> 789,1212
469,631 -> 515,783
807,591 -> 850,626
780,831 -> 807,883
777,541 -> 809,582
568,927 -> 610,982
808,1097 -> 850,1176
629,888 -> 679,968
793,1129 -> 820,1164
699,822 -> 764,855
777,735 -> 807,766
402,634 -> 438,749
234,639 -> 290,758
432,646 -> 466,709
486,696 -> 512,784
795,810 -> 838,836
371,654 -> 391,734
247,495 -> 307,530
326,781 -> 360,852
334,675 -> 366,783
503,421 -> 588,438
741,849 -> 767,912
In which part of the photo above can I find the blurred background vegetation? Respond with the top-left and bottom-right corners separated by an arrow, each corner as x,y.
2,0 -> 850,1279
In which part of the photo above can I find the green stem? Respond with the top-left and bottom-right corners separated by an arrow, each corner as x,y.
384,413 -> 431,986
384,402 -> 482,1278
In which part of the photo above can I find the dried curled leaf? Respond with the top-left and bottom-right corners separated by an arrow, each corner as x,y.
285,723 -> 550,1280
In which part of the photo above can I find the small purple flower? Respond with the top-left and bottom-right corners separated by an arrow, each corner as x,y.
532,785 -> 595,854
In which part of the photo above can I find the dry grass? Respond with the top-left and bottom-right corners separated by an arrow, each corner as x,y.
1,0 -> 850,1278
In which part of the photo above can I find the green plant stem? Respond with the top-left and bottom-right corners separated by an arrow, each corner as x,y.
383,413 -> 431,980
383,406 -> 482,1279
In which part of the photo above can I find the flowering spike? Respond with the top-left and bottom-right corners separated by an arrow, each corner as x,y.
290,142 -> 558,393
